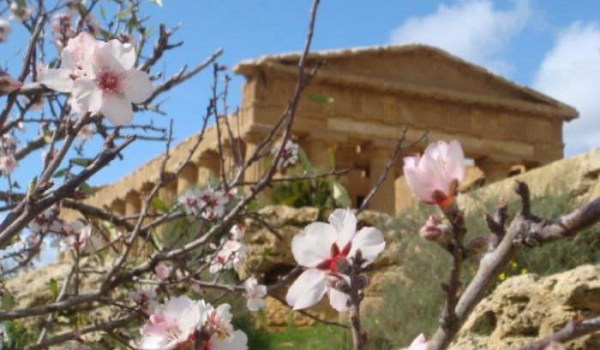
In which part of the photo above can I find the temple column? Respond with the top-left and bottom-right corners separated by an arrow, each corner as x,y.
110,199 -> 126,216
159,179 -> 178,207
177,163 -> 199,194
303,139 -> 333,171
243,136 -> 266,185
475,157 -> 514,184
197,153 -> 221,186
367,146 -> 397,215
125,191 -> 141,217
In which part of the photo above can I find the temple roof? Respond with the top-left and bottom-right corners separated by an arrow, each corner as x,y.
234,44 -> 578,121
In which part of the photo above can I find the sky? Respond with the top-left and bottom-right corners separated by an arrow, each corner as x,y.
2,0 -> 600,189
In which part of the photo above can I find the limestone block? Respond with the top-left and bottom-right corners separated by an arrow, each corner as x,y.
450,265 -> 600,350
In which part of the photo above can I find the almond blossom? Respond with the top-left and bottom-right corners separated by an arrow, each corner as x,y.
0,154 -> 18,175
408,334 -> 428,350
179,188 -> 229,220
139,296 -> 209,350
244,277 -> 267,311
403,140 -> 466,209
272,139 -> 299,169
286,209 -> 386,311
208,240 -> 246,274
229,222 -> 246,241
39,32 -> 153,126
129,286 -> 159,313
154,263 -> 172,280
203,330 -> 248,350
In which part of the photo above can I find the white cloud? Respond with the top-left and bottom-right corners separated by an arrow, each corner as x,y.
533,22 -> 600,156
389,0 -> 531,75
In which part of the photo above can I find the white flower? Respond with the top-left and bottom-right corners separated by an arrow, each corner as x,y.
9,2 -> 32,22
0,154 -> 18,175
272,140 -> 299,169
0,17 -> 10,42
286,209 -> 385,312
179,188 -> 229,220
229,223 -> 246,241
29,206 -> 63,235
244,277 -> 267,312
39,32 -> 153,126
204,330 -> 248,350
209,240 -> 246,274
0,323 -> 9,345
55,221 -> 99,254
139,296 -> 210,350
203,303 -> 234,339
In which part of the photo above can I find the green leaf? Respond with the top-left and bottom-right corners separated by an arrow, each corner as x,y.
52,168 -> 69,178
308,93 -> 333,104
115,9 -> 132,20
79,182 -> 94,195
71,158 -> 92,167
151,232 -> 164,251
298,149 -> 314,175
332,181 -> 351,208
1,293 -> 15,311
48,278 -> 59,298
151,197 -> 168,213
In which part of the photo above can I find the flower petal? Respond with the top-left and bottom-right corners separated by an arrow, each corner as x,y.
328,208 -> 356,247
123,69 -> 153,103
72,78 -> 103,114
291,222 -> 337,268
102,40 -> 136,70
286,269 -> 327,310
38,68 -> 72,92
403,157 -> 434,203
445,140 -> 466,183
328,286 -> 351,312
100,94 -> 133,126
408,333 -> 428,350
349,227 -> 386,266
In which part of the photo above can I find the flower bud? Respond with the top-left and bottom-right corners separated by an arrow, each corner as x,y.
419,216 -> 443,241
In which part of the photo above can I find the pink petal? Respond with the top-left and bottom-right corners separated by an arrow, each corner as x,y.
291,222 -> 337,268
403,159 -> 434,203
349,226 -> 385,266
100,94 -> 133,126
286,269 -> 328,310
123,69 -> 153,103
328,209 -> 357,247
445,140 -> 466,183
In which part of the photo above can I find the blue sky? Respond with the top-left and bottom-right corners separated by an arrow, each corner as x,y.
2,0 -> 600,189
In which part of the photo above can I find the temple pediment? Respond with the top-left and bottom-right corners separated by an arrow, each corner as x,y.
235,45 -> 577,121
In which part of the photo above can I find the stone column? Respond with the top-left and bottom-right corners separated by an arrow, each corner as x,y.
475,157 -> 514,184
177,163 -> 198,194
367,146 -> 397,215
124,191 -> 141,217
243,138 -> 265,184
159,180 -> 178,207
110,199 -> 126,216
197,153 -> 220,186
303,139 -> 333,171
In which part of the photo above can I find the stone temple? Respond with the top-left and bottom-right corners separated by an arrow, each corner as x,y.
84,45 -> 578,216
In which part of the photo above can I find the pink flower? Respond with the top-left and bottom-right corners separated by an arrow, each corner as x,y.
179,188 -> 229,220
154,263 -> 171,280
419,215 -> 443,242
0,154 -> 18,175
230,222 -> 246,241
139,296 -> 209,350
408,334 -> 428,350
286,209 -> 385,311
0,71 -> 23,94
403,140 -> 465,209
244,277 -> 267,312
209,240 -> 246,274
